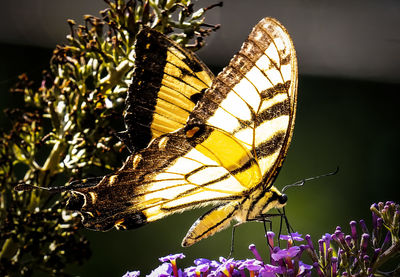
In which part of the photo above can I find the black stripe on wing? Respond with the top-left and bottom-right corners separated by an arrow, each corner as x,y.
120,28 -> 213,152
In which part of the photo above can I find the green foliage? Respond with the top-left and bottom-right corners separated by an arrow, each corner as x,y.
0,0 -> 221,275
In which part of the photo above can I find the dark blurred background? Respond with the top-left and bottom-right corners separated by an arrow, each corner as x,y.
1,0 -> 399,276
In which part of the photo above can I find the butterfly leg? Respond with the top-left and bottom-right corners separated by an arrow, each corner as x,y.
243,216 -> 274,249
247,208 -> 295,247
228,221 -> 247,258
229,217 -> 274,258
262,218 -> 272,235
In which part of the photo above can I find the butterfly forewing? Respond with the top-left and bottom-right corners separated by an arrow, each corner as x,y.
120,28 -> 214,151
180,18 -> 297,245
188,18 -> 297,189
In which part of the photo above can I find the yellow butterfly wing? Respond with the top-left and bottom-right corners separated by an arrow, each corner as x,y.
189,17 -> 297,185
68,17 -> 297,247
182,17 -> 297,245
118,28 -> 214,151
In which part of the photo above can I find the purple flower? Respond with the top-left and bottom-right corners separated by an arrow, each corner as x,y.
249,244 -> 263,261
331,257 -> 338,277
333,228 -> 344,242
360,233 -> 370,255
299,261 -> 313,271
122,271 -> 140,277
271,246 -> 300,261
159,253 -> 186,263
322,233 -> 332,246
359,219 -> 369,234
196,263 -> 210,272
124,201 -> 400,277
305,234 -> 314,251
237,259 -> 263,272
147,263 -> 173,277
210,259 -> 222,269
280,232 -> 303,249
345,235 -> 352,248
350,221 -> 358,242
371,203 -> 379,229
377,217 -> 383,229
266,231 -> 275,248
212,258 -> 236,277
194,258 -> 211,266
318,240 -> 324,256
183,266 -> 197,277
259,264 -> 282,277
159,253 -> 185,277
185,263 -> 210,277
280,232 -> 303,242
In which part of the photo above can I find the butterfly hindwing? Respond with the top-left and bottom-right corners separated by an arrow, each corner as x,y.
69,17 -> 297,246
71,125 -> 253,230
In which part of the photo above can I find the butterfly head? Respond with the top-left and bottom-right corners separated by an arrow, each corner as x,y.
278,193 -> 288,206
268,187 -> 288,211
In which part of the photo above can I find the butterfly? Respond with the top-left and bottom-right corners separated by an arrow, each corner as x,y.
65,17 -> 298,247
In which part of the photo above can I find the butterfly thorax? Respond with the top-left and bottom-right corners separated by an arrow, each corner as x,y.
242,185 -> 287,222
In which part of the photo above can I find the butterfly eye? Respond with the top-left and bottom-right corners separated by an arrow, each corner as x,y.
279,194 -> 288,205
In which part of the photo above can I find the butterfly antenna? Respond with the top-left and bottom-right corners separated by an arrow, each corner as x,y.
282,167 -> 339,193
14,177 -> 103,193
14,183 -> 71,193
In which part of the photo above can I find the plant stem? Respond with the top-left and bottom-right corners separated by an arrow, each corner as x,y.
372,241 -> 400,273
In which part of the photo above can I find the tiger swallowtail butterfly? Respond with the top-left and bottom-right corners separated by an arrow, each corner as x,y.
31,17 -> 298,247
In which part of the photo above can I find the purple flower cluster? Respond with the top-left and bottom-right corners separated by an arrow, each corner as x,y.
123,232 -> 312,277
304,201 -> 400,276
122,201 -> 399,277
